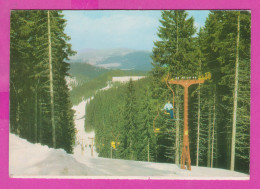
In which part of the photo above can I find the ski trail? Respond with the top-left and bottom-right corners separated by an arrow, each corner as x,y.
72,97 -> 97,159
72,84 -> 111,161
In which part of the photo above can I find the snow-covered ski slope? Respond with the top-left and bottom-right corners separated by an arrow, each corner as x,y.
9,133 -> 249,179
72,83 -> 112,159
9,84 -> 250,179
73,97 -> 98,159
9,134 -> 88,177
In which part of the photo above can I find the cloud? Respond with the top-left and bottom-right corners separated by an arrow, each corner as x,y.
63,11 -> 209,51
63,11 -> 160,51
194,21 -> 202,30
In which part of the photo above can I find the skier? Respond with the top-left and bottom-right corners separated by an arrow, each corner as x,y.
163,100 -> 174,119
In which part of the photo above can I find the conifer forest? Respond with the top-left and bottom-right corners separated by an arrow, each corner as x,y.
10,10 -> 76,153
10,10 -> 251,174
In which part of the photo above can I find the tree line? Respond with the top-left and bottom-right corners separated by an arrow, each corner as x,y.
10,10 -> 76,153
85,10 -> 250,173
69,67 -> 147,105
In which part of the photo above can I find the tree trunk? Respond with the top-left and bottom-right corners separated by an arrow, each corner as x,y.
175,86 -> 180,165
230,11 -> 240,171
16,102 -> 20,135
175,12 -> 180,165
215,121 -> 218,167
48,10 -> 56,148
111,146 -> 112,159
34,86 -> 38,143
196,83 -> 201,166
196,58 -> 202,166
211,91 -> 216,168
39,97 -> 42,143
207,103 -> 212,167
148,139 -> 150,162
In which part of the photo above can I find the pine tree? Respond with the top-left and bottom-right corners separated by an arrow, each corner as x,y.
198,10 -> 250,172
10,10 -> 76,153
120,79 -> 138,160
136,85 -> 156,161
151,10 -> 197,164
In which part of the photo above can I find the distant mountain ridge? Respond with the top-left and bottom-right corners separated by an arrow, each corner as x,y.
69,48 -> 153,71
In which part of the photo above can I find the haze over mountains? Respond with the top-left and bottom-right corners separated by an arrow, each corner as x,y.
69,48 -> 153,71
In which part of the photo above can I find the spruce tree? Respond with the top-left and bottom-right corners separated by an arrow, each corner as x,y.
198,10 -> 250,172
151,10 -> 197,164
10,10 -> 76,153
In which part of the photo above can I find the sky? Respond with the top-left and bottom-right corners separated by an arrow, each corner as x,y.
63,10 -> 210,52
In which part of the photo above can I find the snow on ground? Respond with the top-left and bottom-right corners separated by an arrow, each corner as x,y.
9,134 -> 88,177
65,76 -> 78,91
72,97 -> 98,159
75,157 -> 249,179
9,132 -> 249,178
72,84 -> 113,159
9,84 -> 250,179
112,76 -> 146,83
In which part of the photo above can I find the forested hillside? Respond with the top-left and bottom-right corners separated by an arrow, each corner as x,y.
10,10 -> 76,153
85,10 -> 250,173
68,63 -> 109,85
69,68 -> 147,105
86,78 -> 158,161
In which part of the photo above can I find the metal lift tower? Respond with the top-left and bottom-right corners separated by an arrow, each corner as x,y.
168,79 -> 205,170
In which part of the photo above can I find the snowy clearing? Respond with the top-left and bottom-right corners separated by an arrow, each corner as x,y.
9,133 -> 249,179
9,134 -> 88,177
9,94 -> 249,179
73,97 -> 98,159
